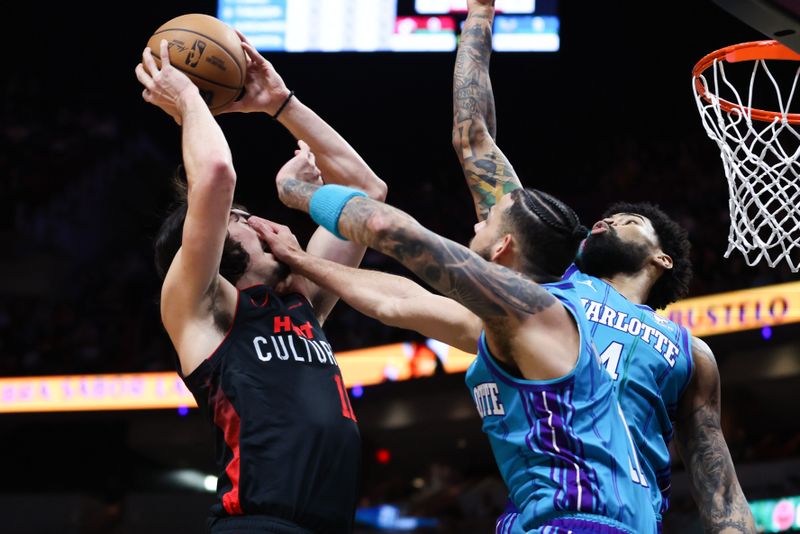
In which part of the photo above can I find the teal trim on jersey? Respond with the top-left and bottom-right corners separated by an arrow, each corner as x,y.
478,330 -> 581,386
562,264 -> 694,518
466,283 -> 658,534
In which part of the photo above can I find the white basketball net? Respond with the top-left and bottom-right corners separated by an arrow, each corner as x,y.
693,55 -> 800,272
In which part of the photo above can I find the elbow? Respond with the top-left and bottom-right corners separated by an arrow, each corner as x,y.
451,119 -> 468,159
451,127 -> 463,159
452,122 -> 489,160
374,298 -> 404,328
374,300 -> 396,325
364,210 -> 395,243
205,159 -> 237,194
367,177 -> 388,201
354,169 -> 387,200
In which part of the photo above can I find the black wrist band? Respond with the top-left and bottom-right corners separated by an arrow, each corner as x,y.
272,90 -> 295,120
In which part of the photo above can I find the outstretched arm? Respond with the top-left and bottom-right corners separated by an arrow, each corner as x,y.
248,217 -> 482,353
674,337 -> 756,534
275,173 -> 579,380
453,0 -> 522,221
226,33 -> 386,199
223,33 -> 387,320
135,40 -> 238,375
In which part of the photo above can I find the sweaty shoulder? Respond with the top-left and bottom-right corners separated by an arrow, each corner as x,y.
690,335 -> 714,359
687,336 -> 719,396
676,335 -> 721,423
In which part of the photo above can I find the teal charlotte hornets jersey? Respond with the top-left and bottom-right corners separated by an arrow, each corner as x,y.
466,282 -> 657,534
562,264 -> 694,520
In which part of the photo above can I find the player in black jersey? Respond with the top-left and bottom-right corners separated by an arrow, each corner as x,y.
135,37 -> 386,533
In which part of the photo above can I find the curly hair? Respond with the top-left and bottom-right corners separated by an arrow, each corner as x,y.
602,202 -> 692,310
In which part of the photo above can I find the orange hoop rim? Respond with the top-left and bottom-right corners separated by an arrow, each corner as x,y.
693,40 -> 800,124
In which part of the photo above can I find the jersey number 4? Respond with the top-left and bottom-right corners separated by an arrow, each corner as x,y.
599,341 -> 623,380
602,342 -> 649,488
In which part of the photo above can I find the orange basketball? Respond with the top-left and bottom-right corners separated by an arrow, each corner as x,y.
146,14 -> 246,113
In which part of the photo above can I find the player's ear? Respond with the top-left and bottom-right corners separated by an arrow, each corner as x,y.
491,234 -> 514,263
653,251 -> 673,271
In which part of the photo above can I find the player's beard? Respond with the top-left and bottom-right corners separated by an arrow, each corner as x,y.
469,237 -> 495,263
220,237 -> 290,287
220,236 -> 251,285
261,240 -> 290,285
272,261 -> 291,283
575,229 -> 650,278
469,225 -> 501,263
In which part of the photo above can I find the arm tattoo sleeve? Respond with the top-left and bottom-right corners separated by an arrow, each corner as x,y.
337,196 -> 556,322
453,9 -> 522,221
277,177 -> 318,212
454,12 -> 496,137
676,350 -> 756,533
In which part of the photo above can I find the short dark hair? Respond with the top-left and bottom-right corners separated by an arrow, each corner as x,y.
602,201 -> 692,310
504,188 -> 587,281
153,169 -> 251,285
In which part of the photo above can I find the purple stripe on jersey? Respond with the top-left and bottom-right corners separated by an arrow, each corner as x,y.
656,464 -> 673,513
519,389 -> 567,513
563,263 -> 579,278
547,281 -> 575,290
519,390 -> 540,455
549,389 -> 581,512
556,452 -> 566,511
533,388 -> 592,513
500,512 -> 517,534
495,513 -> 506,534
545,516 -> 634,533
567,382 -> 606,514
528,389 -> 567,510
571,389 -> 598,513
554,387 -> 596,513
508,513 -> 517,534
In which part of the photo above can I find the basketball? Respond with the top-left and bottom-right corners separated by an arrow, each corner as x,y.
146,14 -> 246,113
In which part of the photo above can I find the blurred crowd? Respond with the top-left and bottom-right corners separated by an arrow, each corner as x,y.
2,85 -> 799,378
4,70 -> 800,534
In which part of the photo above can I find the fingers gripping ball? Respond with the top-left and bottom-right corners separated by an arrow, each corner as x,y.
147,14 -> 246,112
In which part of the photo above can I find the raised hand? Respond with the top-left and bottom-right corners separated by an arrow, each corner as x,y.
135,39 -> 198,124
275,141 -> 323,210
468,0 -> 495,8
277,140 -> 323,185
219,30 -> 292,115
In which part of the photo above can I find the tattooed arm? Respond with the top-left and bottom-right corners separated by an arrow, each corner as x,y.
453,0 -> 522,221
276,176 -> 580,380
674,337 -> 756,534
247,217 -> 482,353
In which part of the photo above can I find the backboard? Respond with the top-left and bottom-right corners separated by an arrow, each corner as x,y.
713,0 -> 800,52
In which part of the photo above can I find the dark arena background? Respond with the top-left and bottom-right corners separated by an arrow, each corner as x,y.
3,1 -> 800,532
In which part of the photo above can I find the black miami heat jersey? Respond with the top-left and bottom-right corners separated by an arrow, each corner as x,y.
182,285 -> 361,533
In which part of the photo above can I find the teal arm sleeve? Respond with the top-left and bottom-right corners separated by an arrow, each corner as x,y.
309,184 -> 368,240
